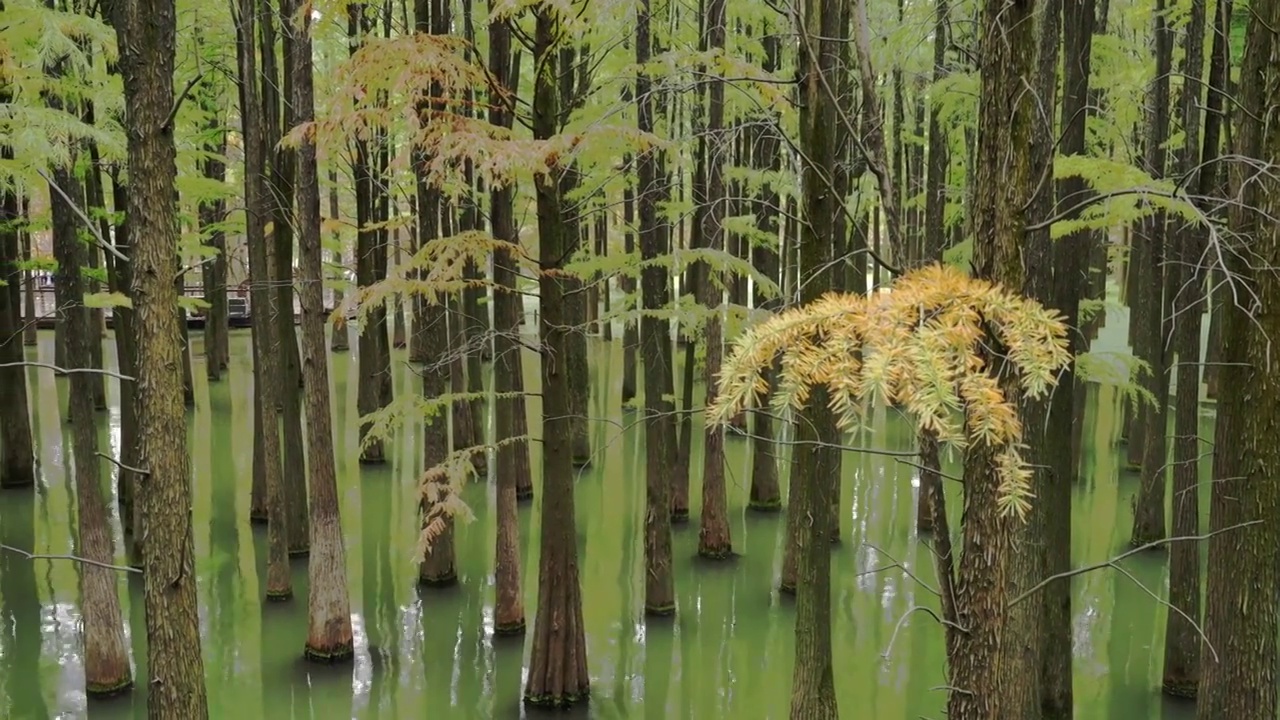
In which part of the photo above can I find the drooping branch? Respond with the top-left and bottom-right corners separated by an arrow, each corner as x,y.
1,543 -> 142,574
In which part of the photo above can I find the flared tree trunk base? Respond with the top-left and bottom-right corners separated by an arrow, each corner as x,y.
266,589 -> 293,602
86,676 -> 134,698
748,499 -> 782,512
494,619 -> 526,637
1161,678 -> 1197,699
304,643 -> 355,664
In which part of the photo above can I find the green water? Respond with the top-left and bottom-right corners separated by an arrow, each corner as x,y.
0,327 -> 1206,719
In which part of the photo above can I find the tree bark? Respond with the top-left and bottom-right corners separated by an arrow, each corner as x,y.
0,156 -> 34,489
1161,0 -> 1213,698
637,0 -> 676,615
748,29 -> 783,514
523,9 -> 589,706
198,94 -> 230,381
1196,3 -> 1280,714
351,0 -> 392,465
695,0 -> 731,560
486,7 -> 526,632
786,0 -> 843,714
286,0 -> 356,663
944,0 -> 1040,712
111,0 -> 211,709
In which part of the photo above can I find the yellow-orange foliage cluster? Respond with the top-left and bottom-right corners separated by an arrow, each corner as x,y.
711,264 -> 1072,517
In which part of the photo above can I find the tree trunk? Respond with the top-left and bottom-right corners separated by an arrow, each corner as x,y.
418,292 -> 455,586
286,0 -> 356,663
351,1 -> 391,465
1196,3 -> 1280,714
944,0 -> 1040,712
486,7 -> 526,631
915,0 -> 950,535
620,179 -> 638,404
106,171 -> 142,547
523,9 -> 589,705
0,161 -> 34,489
21,204 -> 38,347
237,0 -> 292,601
199,103 -> 230,381
111,0 -> 211,709
1161,0 -> 1212,698
328,175 -> 349,353
695,0 -> 731,560
786,0 -> 843,714
636,0 -> 676,615
267,3 -> 310,556
50,164 -> 135,696
748,30 -> 783,514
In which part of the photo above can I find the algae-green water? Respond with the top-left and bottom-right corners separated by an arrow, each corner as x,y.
0,327 -> 1205,719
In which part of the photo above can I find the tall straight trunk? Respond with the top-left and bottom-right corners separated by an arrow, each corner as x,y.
286,0 -> 355,662
177,275 -> 195,408
1163,0 -> 1219,697
788,0 -> 842,714
637,0 -> 676,615
620,177 -> 638,404
696,0 -> 731,560
1040,0 -> 1094,714
199,103 -> 230,380
266,0 -> 310,556
1130,0 -> 1174,543
351,1 -> 391,465
486,7 -> 527,631
21,204 -> 38,347
328,174 -> 349,353
915,0 -> 949,535
0,153 -> 34,488
110,0 -> 211,710
524,8 -> 589,706
106,171 -> 141,544
1197,5 -> 1280,711
391,221 -> 407,349
748,30 -> 783,513
944,0 -> 1040,712
50,165 -> 134,696
237,0 -> 292,601
78,128 -> 108,412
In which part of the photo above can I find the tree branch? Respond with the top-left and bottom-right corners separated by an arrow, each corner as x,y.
0,361 -> 134,381
36,168 -> 130,264
97,451 -> 149,476
1,543 -> 141,574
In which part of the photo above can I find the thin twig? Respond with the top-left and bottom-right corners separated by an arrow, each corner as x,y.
881,604 -> 965,659
35,168 -> 129,264
1,543 -> 141,574
96,451 -> 148,476
0,361 -> 133,381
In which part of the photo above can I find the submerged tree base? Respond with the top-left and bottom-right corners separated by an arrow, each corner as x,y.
494,619 -> 526,637
523,688 -> 589,709
644,603 -> 676,617
266,589 -> 293,602
303,643 -> 355,664
419,571 -> 458,588
516,488 -> 534,502
250,513 -> 268,525
696,547 -> 736,562
779,580 -> 796,596
747,499 -> 782,512
1162,678 -> 1197,699
670,509 -> 689,523
288,548 -> 310,559
86,677 -> 134,698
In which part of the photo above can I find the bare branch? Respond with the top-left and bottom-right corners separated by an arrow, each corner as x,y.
0,361 -> 133,381
1,543 -> 141,574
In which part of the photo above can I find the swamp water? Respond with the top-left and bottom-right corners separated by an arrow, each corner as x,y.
0,326 -> 1208,719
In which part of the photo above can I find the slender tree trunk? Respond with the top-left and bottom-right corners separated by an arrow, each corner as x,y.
351,1 -> 391,465
1196,2 -> 1280,715
285,0 -> 355,661
748,30 -> 783,513
106,171 -> 141,545
944,0 -> 1040,711
267,1 -> 310,556
636,0 -> 676,614
695,0 -> 731,560
1163,0 -> 1221,697
237,0 -> 292,600
787,0 -> 842,712
21,203 -> 38,347
328,174 -> 349,353
524,8 -> 589,705
111,0 -> 211,710
50,164 -> 134,696
199,101 -> 230,381
486,7 -> 527,630
620,177 -> 638,404
915,0 -> 949,535
0,150 -> 35,488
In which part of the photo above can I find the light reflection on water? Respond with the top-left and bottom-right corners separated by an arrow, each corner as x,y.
0,327 -> 1209,720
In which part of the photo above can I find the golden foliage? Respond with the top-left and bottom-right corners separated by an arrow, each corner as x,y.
711,264 -> 1071,517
